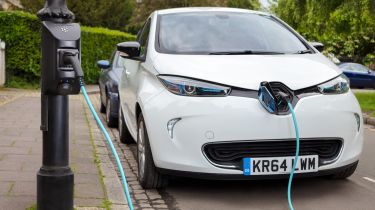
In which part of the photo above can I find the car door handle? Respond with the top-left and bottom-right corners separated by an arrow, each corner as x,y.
125,70 -> 131,76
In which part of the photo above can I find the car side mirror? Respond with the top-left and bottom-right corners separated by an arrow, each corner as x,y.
310,42 -> 324,52
97,60 -> 110,69
117,41 -> 141,58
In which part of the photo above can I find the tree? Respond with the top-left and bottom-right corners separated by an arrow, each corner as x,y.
227,0 -> 261,10
20,0 -> 134,30
275,0 -> 375,63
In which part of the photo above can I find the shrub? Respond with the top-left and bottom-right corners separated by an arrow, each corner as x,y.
80,26 -> 135,83
275,0 -> 375,64
0,11 -> 135,87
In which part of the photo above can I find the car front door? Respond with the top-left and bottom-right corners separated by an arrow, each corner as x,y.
120,18 -> 151,137
355,66 -> 373,88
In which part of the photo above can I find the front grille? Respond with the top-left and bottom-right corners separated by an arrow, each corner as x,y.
203,139 -> 342,169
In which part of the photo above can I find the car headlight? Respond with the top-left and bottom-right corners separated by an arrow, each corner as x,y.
317,74 -> 350,94
158,75 -> 231,96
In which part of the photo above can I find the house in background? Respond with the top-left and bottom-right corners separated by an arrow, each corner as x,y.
0,0 -> 22,10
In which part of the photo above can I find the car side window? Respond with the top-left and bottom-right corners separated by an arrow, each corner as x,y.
137,18 -> 151,58
354,64 -> 370,73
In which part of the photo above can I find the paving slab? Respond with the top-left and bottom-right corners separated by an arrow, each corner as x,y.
0,91 -> 106,209
0,88 -> 167,210
86,94 -> 170,210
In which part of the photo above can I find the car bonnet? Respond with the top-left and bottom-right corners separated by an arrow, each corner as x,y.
153,53 -> 342,90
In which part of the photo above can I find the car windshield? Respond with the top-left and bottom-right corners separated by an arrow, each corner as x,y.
157,12 -> 310,55
340,63 -> 370,73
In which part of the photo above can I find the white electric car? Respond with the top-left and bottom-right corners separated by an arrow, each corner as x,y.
117,8 -> 363,189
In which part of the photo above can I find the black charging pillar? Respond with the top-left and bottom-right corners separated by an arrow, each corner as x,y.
37,1 -> 81,209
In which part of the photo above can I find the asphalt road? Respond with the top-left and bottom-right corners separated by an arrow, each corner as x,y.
159,125 -> 375,210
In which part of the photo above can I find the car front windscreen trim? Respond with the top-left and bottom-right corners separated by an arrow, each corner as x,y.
155,12 -> 314,55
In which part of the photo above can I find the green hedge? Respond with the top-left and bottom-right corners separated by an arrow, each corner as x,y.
0,11 -> 135,88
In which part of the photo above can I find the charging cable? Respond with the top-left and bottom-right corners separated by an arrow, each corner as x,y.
274,91 -> 300,210
259,85 -> 300,210
64,53 -> 134,210
80,80 -> 134,210
287,102 -> 300,210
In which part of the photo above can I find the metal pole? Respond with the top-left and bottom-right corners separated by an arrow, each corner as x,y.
37,1 -> 75,209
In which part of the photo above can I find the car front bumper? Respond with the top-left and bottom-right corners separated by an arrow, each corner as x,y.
142,90 -> 364,175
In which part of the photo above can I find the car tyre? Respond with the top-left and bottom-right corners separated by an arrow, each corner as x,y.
119,106 -> 134,144
106,98 -> 117,128
329,162 -> 358,179
137,113 -> 168,189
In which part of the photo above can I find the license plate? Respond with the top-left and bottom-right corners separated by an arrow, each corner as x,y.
243,155 -> 318,176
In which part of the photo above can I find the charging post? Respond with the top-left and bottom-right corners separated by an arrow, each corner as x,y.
36,0 -> 82,209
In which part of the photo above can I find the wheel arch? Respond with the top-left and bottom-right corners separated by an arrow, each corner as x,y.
105,83 -> 111,96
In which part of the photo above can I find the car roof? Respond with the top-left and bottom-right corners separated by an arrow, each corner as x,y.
155,7 -> 269,16
339,62 -> 365,66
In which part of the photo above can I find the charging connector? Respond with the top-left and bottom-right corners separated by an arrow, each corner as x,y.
258,81 -> 293,114
63,51 -> 84,78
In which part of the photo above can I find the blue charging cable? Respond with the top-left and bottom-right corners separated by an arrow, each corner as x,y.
287,102 -> 300,210
80,81 -> 134,210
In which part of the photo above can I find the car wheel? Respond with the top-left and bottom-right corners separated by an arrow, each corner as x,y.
100,100 -> 106,113
106,98 -> 117,128
118,106 -> 134,144
137,113 -> 168,189
329,162 -> 358,179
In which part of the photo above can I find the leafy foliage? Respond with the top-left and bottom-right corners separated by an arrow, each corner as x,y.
19,0 -> 261,34
20,0 -> 134,30
275,0 -> 375,64
0,12 -> 40,87
80,26 -> 135,83
0,11 -> 135,87
227,0 -> 261,10
354,92 -> 375,116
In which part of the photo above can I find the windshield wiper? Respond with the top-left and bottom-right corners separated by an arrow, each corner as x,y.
209,50 -> 254,55
294,49 -> 313,54
209,50 -> 285,55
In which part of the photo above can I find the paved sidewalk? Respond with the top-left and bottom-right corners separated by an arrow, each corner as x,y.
0,88 -> 169,210
88,94 -> 169,210
0,90 -> 108,210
